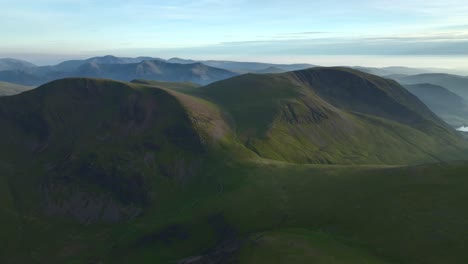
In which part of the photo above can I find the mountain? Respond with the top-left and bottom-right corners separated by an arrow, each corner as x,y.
52,55 -> 165,72
0,77 -> 233,226
255,66 -> 287,74
0,60 -> 238,86
166,58 -> 315,73
0,58 -> 36,71
355,66 -> 468,76
390,73 -> 468,101
195,67 -> 467,164
0,69 -> 51,86
74,60 -> 237,85
405,83 -> 468,127
0,77 -> 231,223
167,57 -> 198,64
2,75 -> 468,264
0,81 -> 33,96
166,61 -> 464,76
202,60 -> 315,73
131,79 -> 201,93
353,66 -> 431,76
203,61 -> 315,73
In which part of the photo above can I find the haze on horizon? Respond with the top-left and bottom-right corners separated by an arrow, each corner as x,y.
1,0 -> 468,68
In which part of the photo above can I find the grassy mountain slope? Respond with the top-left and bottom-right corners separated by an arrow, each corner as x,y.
1,74 -> 468,264
131,79 -> 201,93
238,229 -> 390,264
0,78 -> 235,226
214,161 -> 468,264
3,154 -> 468,263
405,83 -> 468,127
0,77 -> 239,264
0,81 -> 33,96
197,68 -> 468,164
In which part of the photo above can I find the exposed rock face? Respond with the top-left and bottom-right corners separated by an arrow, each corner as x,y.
281,101 -> 329,124
42,183 -> 142,224
0,78 -> 216,224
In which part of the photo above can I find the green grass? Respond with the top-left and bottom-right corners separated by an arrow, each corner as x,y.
24,160 -> 468,264
238,228 -> 390,264
2,75 -> 468,264
196,70 -> 468,164
131,79 -> 201,93
2,144 -> 468,263
208,161 -> 468,264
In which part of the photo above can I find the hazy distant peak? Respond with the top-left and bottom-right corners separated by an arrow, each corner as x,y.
0,58 -> 37,71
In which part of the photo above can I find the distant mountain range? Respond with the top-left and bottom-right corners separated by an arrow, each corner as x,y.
2,56 -> 468,129
50,55 -> 165,72
73,60 -> 237,85
167,58 -> 316,73
354,66 -> 468,76
2,55 -> 468,88
0,58 -> 36,71
404,83 -> 468,127
0,56 -> 315,86
0,57 -> 238,86
390,73 -> 468,101
383,73 -> 468,127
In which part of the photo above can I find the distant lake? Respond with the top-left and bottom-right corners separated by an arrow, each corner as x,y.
457,126 -> 468,132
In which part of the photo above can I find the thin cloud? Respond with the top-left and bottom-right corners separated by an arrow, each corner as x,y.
277,32 -> 329,36
2,0 -> 468,60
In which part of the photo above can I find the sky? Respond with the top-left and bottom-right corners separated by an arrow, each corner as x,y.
1,0 -> 468,67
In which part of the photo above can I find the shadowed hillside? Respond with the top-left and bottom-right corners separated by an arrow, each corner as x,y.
0,78 -> 235,225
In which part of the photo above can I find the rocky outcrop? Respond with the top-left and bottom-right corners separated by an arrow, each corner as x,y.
42,183 -> 142,224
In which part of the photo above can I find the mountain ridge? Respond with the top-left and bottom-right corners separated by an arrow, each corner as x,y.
1,73 -> 468,263
195,67 -> 466,164
404,83 -> 468,127
0,58 -> 37,71
390,73 -> 468,101
0,60 -> 238,86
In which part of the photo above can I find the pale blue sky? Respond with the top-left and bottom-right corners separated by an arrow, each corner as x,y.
1,0 -> 468,66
